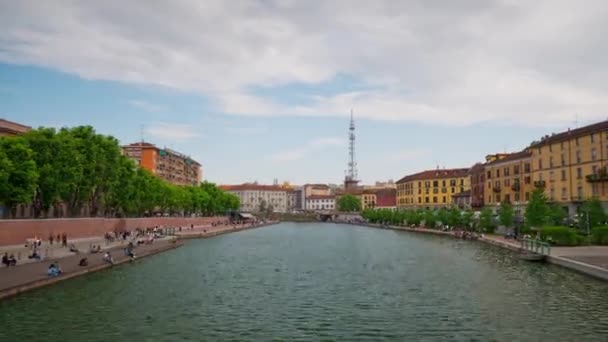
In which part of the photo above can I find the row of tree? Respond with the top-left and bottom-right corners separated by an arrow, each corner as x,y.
0,126 -> 240,218
361,189 -> 606,233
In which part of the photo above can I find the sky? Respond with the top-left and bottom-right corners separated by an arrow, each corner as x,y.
1,0 -> 608,185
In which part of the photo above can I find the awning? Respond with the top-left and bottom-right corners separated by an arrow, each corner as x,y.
239,213 -> 255,219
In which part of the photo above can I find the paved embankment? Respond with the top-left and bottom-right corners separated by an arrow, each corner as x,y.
363,223 -> 608,282
0,238 -> 182,300
176,221 -> 279,239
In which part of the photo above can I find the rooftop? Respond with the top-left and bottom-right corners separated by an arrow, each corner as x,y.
396,168 -> 469,183
0,118 -> 32,135
220,184 -> 287,192
307,195 -> 335,200
485,150 -> 532,166
530,120 -> 608,147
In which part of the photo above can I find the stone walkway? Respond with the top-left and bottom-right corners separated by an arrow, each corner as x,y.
0,238 -> 179,296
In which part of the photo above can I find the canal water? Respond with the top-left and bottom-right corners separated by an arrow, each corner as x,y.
1,223 -> 607,341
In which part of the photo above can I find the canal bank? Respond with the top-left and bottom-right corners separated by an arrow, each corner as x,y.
362,222 -> 608,282
0,222 -> 276,301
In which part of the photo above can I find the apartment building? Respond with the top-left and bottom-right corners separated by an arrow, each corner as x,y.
122,142 -> 202,186
484,150 -> 533,215
529,120 -> 608,215
305,195 -> 336,211
396,168 -> 470,209
221,184 -> 288,213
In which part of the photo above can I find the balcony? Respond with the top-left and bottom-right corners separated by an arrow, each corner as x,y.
492,185 -> 502,193
571,195 -> 583,202
534,180 -> 546,188
511,182 -> 521,192
586,168 -> 608,183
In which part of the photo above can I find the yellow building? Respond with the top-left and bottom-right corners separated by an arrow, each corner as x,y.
484,150 -> 533,215
396,168 -> 470,209
529,120 -> 608,215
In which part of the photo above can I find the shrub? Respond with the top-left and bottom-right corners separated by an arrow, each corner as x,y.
591,226 -> 608,245
540,226 -> 580,246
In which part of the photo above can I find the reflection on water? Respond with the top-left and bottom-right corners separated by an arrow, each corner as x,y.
1,223 -> 607,341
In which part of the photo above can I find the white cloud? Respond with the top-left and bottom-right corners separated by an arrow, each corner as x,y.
271,136 -> 344,162
1,1 -> 608,126
224,124 -> 268,136
128,99 -> 164,112
144,122 -> 200,141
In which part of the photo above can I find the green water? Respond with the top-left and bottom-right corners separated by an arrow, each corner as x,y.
1,223 -> 607,341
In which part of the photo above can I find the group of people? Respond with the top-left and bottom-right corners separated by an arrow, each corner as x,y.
2,252 -> 17,267
47,233 -> 69,247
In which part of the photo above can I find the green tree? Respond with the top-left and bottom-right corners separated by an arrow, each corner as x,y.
461,209 -> 474,230
480,207 -> 496,233
338,194 -> 362,212
525,189 -> 549,227
0,137 -> 39,218
498,202 -> 514,228
447,207 -> 462,227
424,209 -> 437,228
579,198 -> 606,232
547,203 -> 567,226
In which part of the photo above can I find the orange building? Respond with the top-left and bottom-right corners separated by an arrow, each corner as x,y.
0,118 -> 31,137
122,142 -> 202,186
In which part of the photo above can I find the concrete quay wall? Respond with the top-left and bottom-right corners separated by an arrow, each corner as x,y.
0,217 -> 226,246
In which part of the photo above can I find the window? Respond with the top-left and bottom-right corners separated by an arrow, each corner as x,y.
433,196 -> 438,203
450,179 -> 457,186
592,148 -> 597,161
433,180 -> 438,187
425,188 -> 429,194
524,176 -> 531,184
442,196 -> 446,203
442,180 -> 446,187
561,154 -> 565,166
460,187 -> 465,193
561,170 -> 566,181
488,181 -> 492,189
549,156 -> 554,168
514,165 -> 520,175
441,188 -> 447,193
504,167 -> 510,176
452,187 -> 455,193
433,188 -> 439,194
496,169 -> 500,178
524,163 -> 531,173
591,133 -> 595,143
460,179 -> 464,186
487,171 -> 492,179
504,179 -> 510,187
418,189 -> 422,194
538,159 -> 543,170
577,167 -> 582,179
418,197 -> 422,203
561,188 -> 567,200
418,182 -> 422,188
425,197 -> 429,203
425,181 -> 430,188
488,195 -> 492,203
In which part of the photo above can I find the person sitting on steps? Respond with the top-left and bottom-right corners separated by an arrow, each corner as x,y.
103,251 -> 114,265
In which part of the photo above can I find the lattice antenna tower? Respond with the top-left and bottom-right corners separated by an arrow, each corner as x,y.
347,109 -> 358,181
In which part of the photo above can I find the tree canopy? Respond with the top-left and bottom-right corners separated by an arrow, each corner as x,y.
525,189 -> 549,227
0,126 -> 239,218
337,194 -> 362,212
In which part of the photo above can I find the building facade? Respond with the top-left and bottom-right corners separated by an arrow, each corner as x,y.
305,195 -> 336,211
220,184 -> 288,213
122,142 -> 202,186
484,150 -> 533,215
375,188 -> 397,210
396,168 -> 470,209
529,121 -> 608,215
469,163 -> 486,210
0,118 -> 31,137
452,190 -> 472,209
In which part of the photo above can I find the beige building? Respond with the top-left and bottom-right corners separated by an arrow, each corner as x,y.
396,168 -> 470,209
220,184 -> 288,213
484,150 -> 533,215
529,120 -> 608,215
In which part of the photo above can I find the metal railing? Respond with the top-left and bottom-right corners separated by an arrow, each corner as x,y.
520,238 -> 551,255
